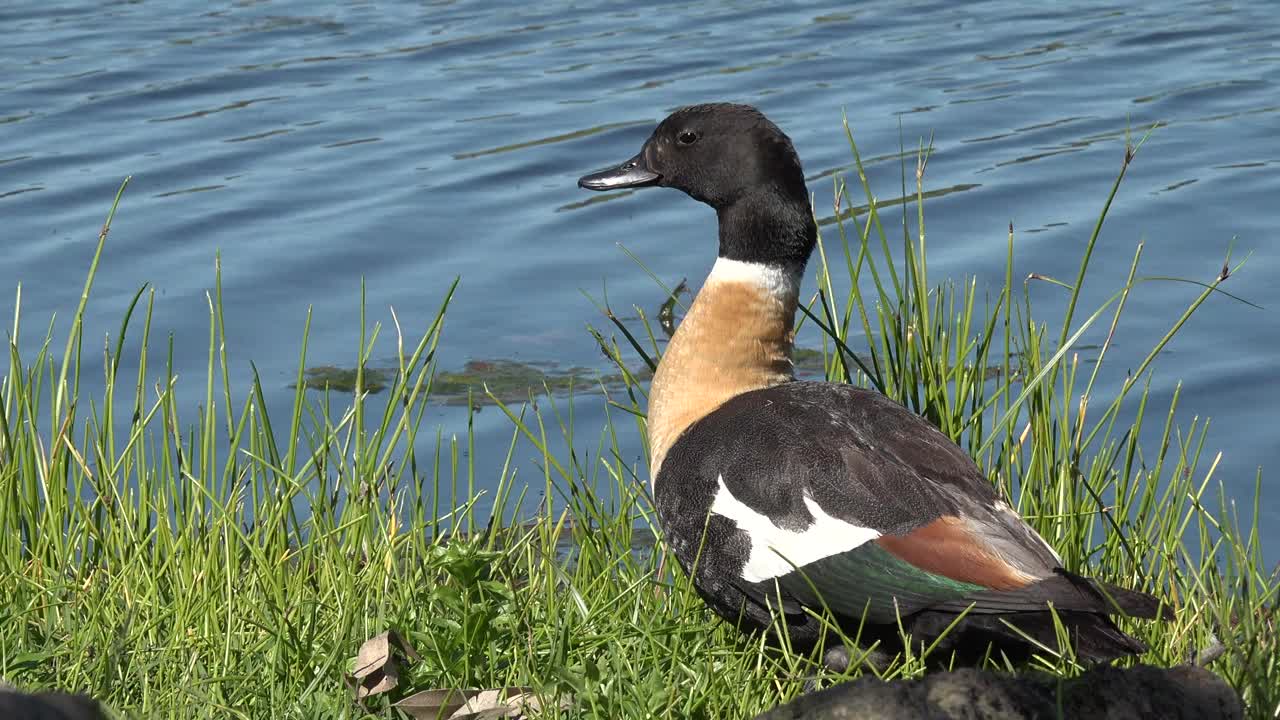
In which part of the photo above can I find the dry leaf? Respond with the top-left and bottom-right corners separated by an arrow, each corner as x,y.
352,632 -> 393,680
358,663 -> 399,699
449,687 -> 527,720
454,687 -> 570,719
348,629 -> 422,700
393,688 -> 469,719
393,686 -> 572,719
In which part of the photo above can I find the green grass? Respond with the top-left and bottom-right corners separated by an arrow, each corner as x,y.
1,124 -> 1276,720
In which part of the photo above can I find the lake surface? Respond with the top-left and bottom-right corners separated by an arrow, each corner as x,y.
4,1 -> 1277,538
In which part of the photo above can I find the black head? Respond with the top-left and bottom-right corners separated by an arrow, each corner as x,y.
578,103 -> 817,269
578,103 -> 809,207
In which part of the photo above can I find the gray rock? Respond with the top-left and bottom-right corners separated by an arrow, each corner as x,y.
0,687 -> 108,720
756,665 -> 1242,720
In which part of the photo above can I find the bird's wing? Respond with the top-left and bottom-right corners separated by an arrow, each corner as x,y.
656,381 -> 1064,623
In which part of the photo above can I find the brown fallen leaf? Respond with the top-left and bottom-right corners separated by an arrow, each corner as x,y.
453,687 -> 573,719
394,687 -> 572,720
357,663 -> 399,699
393,688 -> 469,719
348,629 -> 422,700
450,687 -> 532,720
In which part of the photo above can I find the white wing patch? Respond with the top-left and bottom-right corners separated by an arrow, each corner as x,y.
709,475 -> 880,583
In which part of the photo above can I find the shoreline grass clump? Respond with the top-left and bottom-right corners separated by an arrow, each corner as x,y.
1,124 -> 1276,719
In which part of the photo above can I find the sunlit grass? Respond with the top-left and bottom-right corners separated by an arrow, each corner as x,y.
1,124 -> 1276,719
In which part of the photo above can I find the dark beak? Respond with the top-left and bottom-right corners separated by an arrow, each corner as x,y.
577,152 -> 660,191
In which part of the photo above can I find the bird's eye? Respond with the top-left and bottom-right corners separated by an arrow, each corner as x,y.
677,131 -> 698,146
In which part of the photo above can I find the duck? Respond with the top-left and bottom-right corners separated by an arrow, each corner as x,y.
576,102 -> 1171,668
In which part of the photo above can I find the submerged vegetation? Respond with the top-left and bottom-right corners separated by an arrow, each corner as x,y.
1,125 -> 1276,719
294,345 -> 845,404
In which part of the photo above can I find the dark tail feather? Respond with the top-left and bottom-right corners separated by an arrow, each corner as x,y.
908,608 -> 1147,664
931,570 -> 1174,621
1068,613 -> 1149,662
907,569 -> 1172,664
1057,569 -> 1176,621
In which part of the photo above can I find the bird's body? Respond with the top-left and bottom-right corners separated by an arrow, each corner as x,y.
577,103 -> 1168,665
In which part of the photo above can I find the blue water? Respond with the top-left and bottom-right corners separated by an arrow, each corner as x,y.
4,1 -> 1277,536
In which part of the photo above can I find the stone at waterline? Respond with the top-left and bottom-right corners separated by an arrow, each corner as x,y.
0,685 -> 108,720
755,665 -> 1242,720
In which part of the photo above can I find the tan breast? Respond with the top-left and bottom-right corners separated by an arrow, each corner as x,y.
647,272 -> 798,484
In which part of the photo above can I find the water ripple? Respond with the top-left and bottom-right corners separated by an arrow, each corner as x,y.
3,0 -> 1278,529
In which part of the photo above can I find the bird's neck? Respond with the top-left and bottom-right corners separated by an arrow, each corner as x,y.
717,186 -> 816,268
647,257 -> 801,481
